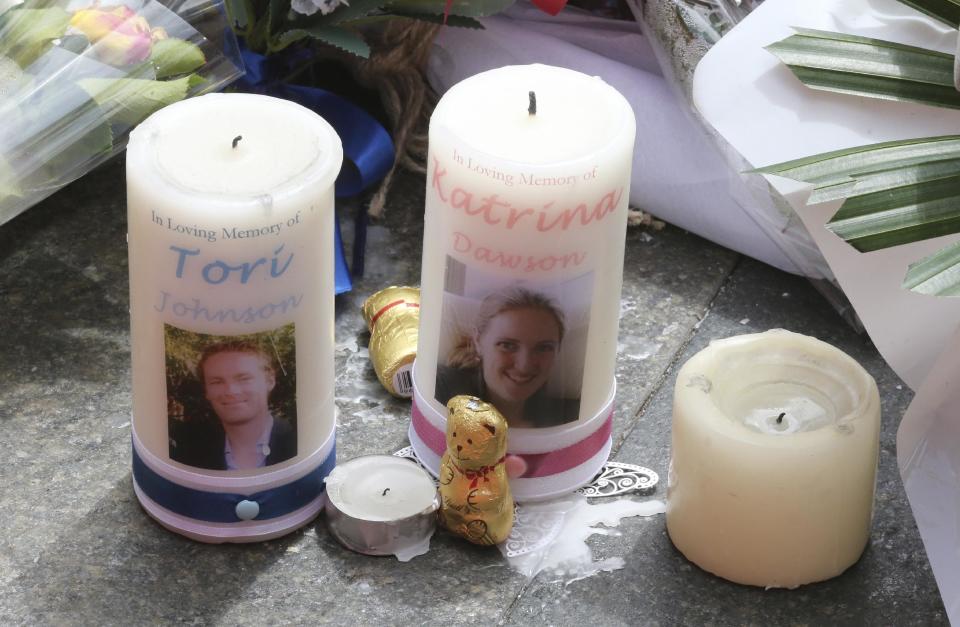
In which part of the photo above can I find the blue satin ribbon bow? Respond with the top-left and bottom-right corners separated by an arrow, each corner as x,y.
235,44 -> 396,293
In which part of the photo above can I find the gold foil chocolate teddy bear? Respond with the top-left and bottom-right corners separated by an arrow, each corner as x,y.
438,395 -> 514,545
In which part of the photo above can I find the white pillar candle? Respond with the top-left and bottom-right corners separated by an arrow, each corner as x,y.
666,329 -> 881,588
126,93 -> 342,540
325,456 -> 440,561
410,64 -> 635,499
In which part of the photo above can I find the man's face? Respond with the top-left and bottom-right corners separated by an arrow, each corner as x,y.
202,351 -> 275,426
475,308 -> 560,404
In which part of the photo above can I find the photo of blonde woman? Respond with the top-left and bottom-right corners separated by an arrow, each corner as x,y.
435,286 -> 582,428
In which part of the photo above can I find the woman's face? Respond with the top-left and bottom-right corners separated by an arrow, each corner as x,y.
475,307 -> 561,404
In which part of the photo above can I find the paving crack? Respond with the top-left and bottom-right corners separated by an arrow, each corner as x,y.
612,256 -> 743,455
497,578 -> 536,626
495,257 -> 742,626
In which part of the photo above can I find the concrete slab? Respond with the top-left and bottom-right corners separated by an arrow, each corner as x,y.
0,160 -> 942,625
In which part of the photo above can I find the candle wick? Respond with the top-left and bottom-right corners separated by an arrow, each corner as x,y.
776,412 -> 785,424
232,135 -> 242,149
382,488 -> 390,496
528,91 -> 537,116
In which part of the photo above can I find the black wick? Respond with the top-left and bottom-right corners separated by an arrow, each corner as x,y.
232,135 -> 243,149
382,488 -> 390,496
528,91 -> 537,116
776,412 -> 785,425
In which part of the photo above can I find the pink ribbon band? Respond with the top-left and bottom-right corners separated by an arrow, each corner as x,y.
411,400 -> 613,479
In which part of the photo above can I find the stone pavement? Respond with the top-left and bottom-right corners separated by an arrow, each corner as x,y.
0,160 -> 946,625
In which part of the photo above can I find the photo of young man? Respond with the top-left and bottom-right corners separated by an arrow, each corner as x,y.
169,340 -> 297,470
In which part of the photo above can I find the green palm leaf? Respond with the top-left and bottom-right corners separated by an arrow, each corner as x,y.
762,6 -> 960,296
904,241 -> 960,296
829,170 -> 960,251
758,136 -> 960,252
895,0 -> 960,28
758,136 -> 960,295
766,28 -> 960,109
754,136 -> 960,188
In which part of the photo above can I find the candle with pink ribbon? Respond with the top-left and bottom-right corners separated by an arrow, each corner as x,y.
409,64 -> 636,501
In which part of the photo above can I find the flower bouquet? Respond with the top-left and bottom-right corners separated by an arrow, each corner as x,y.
0,0 -> 243,225
631,0 -> 765,99
224,0 -> 516,58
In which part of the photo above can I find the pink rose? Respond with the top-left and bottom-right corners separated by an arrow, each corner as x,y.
69,5 -> 165,66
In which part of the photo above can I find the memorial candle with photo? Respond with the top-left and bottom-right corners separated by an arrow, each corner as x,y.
410,65 -> 636,500
126,93 -> 342,542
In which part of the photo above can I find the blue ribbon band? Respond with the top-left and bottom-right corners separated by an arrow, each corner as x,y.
132,444 -> 336,524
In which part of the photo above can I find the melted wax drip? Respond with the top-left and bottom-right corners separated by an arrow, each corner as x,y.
501,494 -> 665,582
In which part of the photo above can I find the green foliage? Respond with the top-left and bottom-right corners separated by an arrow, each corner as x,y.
235,0 -> 512,57
164,324 -> 298,430
380,12 -> 484,28
40,119 -> 114,183
276,25 -> 370,56
225,0 -> 255,32
392,0 -> 516,17
766,28 -> 960,110
0,7 -> 71,67
895,0 -> 960,28
78,74 -> 203,127
827,163 -> 960,252
0,153 -> 21,202
0,6 -> 223,225
760,5 -> 960,297
758,136 -> 960,294
327,0 -> 397,24
904,240 -> 960,296
149,38 -> 206,79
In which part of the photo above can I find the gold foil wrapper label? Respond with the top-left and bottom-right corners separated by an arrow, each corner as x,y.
362,286 -> 420,398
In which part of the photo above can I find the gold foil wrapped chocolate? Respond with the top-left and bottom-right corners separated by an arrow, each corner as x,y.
362,286 -> 420,398
438,395 -> 514,545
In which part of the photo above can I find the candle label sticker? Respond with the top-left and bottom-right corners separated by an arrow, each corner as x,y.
164,323 -> 298,470
433,256 -> 593,429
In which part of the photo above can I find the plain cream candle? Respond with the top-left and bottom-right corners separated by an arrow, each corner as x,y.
666,329 -> 881,588
126,93 -> 341,475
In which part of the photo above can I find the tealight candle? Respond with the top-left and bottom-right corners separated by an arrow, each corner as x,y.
409,64 -> 636,500
666,329 -> 881,588
325,456 -> 440,561
126,93 -> 342,542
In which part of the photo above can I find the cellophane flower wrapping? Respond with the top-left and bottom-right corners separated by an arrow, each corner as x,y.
631,0 -> 764,100
0,0 -> 243,225
628,0 -> 866,325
